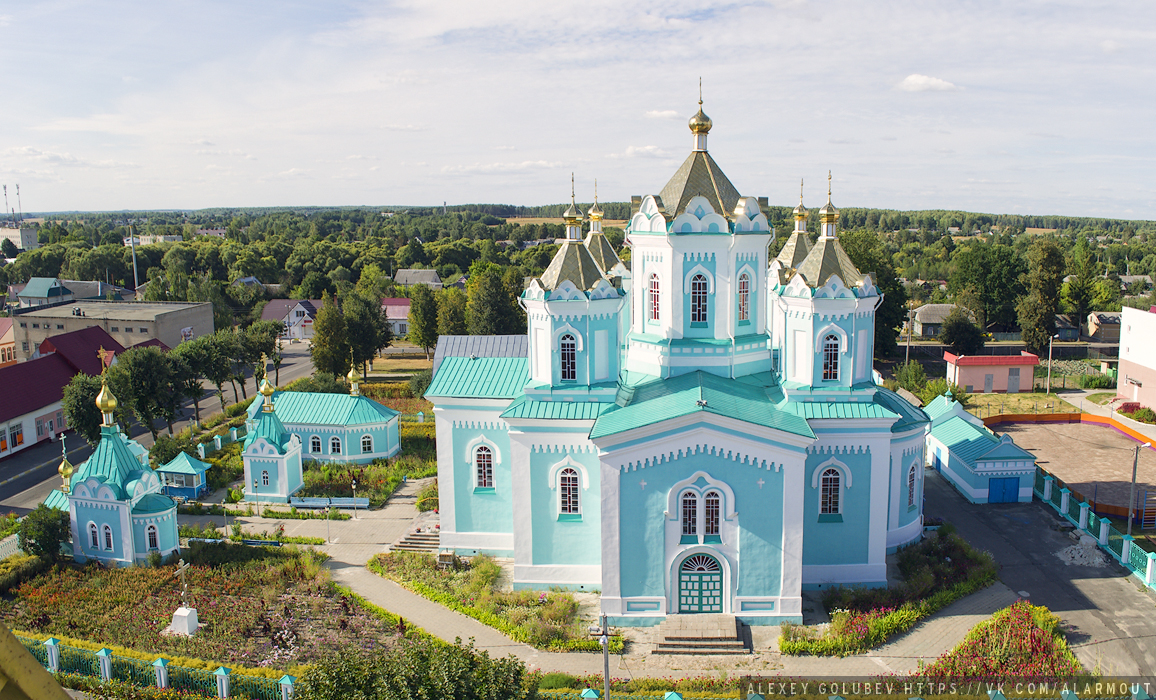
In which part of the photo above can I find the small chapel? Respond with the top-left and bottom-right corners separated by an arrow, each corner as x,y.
44,372 -> 181,566
426,101 -> 930,626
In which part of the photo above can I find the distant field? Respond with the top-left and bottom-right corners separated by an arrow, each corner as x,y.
1024,227 -> 1058,235
372,357 -> 432,373
504,217 -> 628,226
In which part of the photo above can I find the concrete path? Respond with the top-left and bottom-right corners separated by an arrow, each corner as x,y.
1056,388 -> 1156,443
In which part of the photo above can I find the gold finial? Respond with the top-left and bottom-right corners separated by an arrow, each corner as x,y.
95,349 -> 118,421
562,173 -> 582,223
800,178 -> 804,205
58,436 -> 73,494
793,178 -> 808,220
827,170 -> 832,200
689,81 -> 712,135
819,170 -> 839,225
589,179 -> 604,221
259,356 -> 275,411
698,77 -> 702,105
347,349 -> 360,396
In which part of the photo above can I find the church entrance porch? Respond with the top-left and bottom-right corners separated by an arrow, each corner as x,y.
678,553 -> 722,613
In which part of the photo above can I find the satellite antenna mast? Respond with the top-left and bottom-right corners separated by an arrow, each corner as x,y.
128,223 -> 140,289
3,185 -> 10,225
16,185 -> 22,223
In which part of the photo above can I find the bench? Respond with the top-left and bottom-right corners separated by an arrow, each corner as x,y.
288,496 -> 370,509
186,538 -> 227,544
241,539 -> 281,547
328,497 -> 370,509
288,497 -> 333,509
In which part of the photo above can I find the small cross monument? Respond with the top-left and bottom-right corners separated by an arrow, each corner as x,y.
165,559 -> 200,636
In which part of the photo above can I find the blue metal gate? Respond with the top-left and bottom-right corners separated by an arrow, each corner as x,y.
988,477 -> 1019,503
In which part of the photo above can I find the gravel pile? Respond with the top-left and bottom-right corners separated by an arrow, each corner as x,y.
1055,542 -> 1108,567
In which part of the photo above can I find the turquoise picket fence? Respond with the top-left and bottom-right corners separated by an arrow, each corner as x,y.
231,673 -> 282,700
1106,527 -> 1125,558
1067,495 -> 1082,522
1087,511 -> 1100,536
59,646 -> 100,676
1129,541 -> 1150,574
111,654 -> 156,687
1034,470 -> 1046,495
167,665 -> 219,697
17,636 -> 48,666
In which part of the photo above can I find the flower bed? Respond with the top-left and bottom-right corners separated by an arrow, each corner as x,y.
780,526 -> 997,656
298,423 -> 436,508
916,601 -> 1082,682
368,552 -> 623,653
0,545 -> 401,671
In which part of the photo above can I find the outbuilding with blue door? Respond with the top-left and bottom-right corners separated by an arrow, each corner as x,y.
156,451 -> 211,500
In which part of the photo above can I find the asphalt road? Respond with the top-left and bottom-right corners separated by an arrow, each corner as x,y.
0,341 -> 317,511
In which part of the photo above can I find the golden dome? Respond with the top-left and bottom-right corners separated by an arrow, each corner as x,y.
95,379 -> 117,413
58,456 -> 73,480
688,106 -> 712,135
793,202 -> 808,220
588,201 -> 604,221
259,377 -> 274,397
819,171 -> 838,223
346,363 -> 358,385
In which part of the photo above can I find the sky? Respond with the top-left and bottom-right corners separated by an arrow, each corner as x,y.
1,1 -> 1155,219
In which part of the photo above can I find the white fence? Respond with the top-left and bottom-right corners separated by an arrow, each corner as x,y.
0,533 -> 23,560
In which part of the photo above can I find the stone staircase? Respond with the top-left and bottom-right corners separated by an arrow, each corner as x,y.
389,530 -> 441,553
652,614 -> 750,655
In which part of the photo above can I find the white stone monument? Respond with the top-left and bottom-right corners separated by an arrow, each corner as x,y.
164,559 -> 200,636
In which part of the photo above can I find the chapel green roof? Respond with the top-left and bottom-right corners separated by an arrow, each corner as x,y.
426,356 -> 528,399
923,393 -> 956,421
975,434 -> 1036,462
500,396 -> 616,421
44,489 -> 69,512
590,371 -> 814,440
247,391 -> 400,427
783,401 -> 899,420
932,415 -> 1001,464
18,277 -> 71,299
244,410 -> 291,453
69,425 -> 148,497
132,493 -> 176,514
871,386 -> 931,432
157,451 -> 211,476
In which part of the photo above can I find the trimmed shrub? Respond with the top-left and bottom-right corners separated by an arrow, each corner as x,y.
1078,372 -> 1115,389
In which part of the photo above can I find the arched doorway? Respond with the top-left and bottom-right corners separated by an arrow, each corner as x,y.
678,553 -> 722,613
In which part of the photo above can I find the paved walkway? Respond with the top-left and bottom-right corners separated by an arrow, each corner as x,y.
178,478 -> 1026,677
1056,388 -> 1156,444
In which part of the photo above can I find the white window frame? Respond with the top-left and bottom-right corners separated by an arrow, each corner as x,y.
737,273 -> 750,322
88,522 -> 99,549
820,468 -> 841,514
690,274 -> 709,324
680,491 -> 698,537
310,435 -> 321,453
147,524 -> 158,550
330,437 -> 342,454
475,445 -> 494,489
822,334 -> 840,381
811,457 -> 851,517
103,524 -> 113,551
907,462 -> 918,508
361,434 -> 373,453
559,468 -> 579,515
560,334 -> 577,381
262,470 -> 270,486
649,273 -> 661,321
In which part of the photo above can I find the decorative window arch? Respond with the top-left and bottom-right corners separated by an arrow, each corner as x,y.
547,455 -> 590,490
813,323 -> 848,352
907,462 -> 918,508
810,457 -> 853,489
88,522 -> 99,549
682,263 -> 716,294
147,524 -> 158,550
310,435 -> 321,453
680,491 -> 698,537
475,446 -> 494,489
559,468 -> 579,514
737,273 -> 751,322
262,470 -> 270,486
330,437 -> 342,455
550,323 -> 585,351
560,334 -> 577,381
820,468 -> 841,514
822,334 -> 840,380
361,435 -> 373,454
649,273 -> 661,321
690,274 -> 709,324
103,524 -> 113,551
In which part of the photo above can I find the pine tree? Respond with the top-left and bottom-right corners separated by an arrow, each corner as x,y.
467,263 -> 521,335
1017,240 -> 1065,356
310,292 -> 350,376
1063,237 -> 1096,327
408,284 -> 439,359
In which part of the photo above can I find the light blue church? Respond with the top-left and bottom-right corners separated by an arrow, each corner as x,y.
427,104 -> 930,625
44,374 -> 180,566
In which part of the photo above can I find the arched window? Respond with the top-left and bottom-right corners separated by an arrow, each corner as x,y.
103,524 -> 113,551
262,470 -> 270,486
330,437 -> 342,454
681,492 -> 698,537
560,334 -> 576,381
649,273 -> 660,321
691,274 -> 708,324
822,334 -> 840,380
476,446 -> 493,488
907,464 -> 917,508
820,468 -> 841,514
704,491 -> 721,536
560,468 -> 579,514
147,524 -> 158,550
362,435 -> 373,453
738,273 -> 750,322
310,436 -> 321,453
89,522 -> 99,549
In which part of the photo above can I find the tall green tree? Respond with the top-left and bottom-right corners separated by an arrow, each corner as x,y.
938,308 -> 985,356
61,373 -> 106,447
1017,240 -> 1066,356
949,243 -> 1026,330
310,292 -> 350,377
345,291 -> 392,376
203,332 -> 239,410
1063,237 -> 1097,326
110,346 -> 177,440
467,262 -> 521,336
408,284 -> 439,359
839,229 -> 907,357
437,287 -> 469,336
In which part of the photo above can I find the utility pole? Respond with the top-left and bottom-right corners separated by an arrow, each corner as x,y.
15,184 -> 22,223
1127,442 -> 1151,536
129,223 -> 140,290
905,306 -> 914,364
1046,334 -> 1058,395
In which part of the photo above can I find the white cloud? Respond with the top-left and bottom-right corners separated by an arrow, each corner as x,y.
4,146 -> 134,169
382,124 -> 425,132
608,145 -> 668,159
896,74 -> 959,92
441,160 -> 563,174
1100,39 -> 1123,53
0,15 -> 11,28
645,110 -> 680,120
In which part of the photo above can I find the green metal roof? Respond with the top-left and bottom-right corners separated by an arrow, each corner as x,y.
500,396 -> 616,421
132,493 -> 175,514
44,489 -> 68,512
158,451 -> 211,476
248,391 -> 400,427
590,371 -> 814,440
539,240 -> 606,292
18,277 -> 71,298
871,387 -> 931,432
923,393 -> 955,420
244,410 -> 291,452
69,425 -> 148,498
426,356 -> 528,399
931,415 -> 999,464
977,434 -> 1036,462
783,400 -> 898,420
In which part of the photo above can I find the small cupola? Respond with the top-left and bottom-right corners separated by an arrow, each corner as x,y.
819,171 -> 839,239
688,81 -> 712,152
562,173 -> 583,241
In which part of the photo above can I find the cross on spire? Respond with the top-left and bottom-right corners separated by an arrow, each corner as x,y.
800,178 -> 804,205
698,76 -> 702,106
571,172 -> 575,204
828,170 -> 832,200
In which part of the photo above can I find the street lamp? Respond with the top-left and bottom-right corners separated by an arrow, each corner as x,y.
588,614 -> 611,700
351,476 -> 358,520
1128,442 -> 1152,536
252,477 -> 258,506
1046,333 -> 1060,395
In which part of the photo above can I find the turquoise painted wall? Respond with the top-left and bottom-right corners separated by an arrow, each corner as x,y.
801,450 -> 872,565
75,502 -> 124,562
131,513 -> 178,556
249,456 -> 284,502
734,261 -> 759,336
546,313 -> 620,386
293,421 -> 397,465
896,452 -> 923,527
617,452 -> 786,600
529,450 -> 601,566
453,427 -> 513,534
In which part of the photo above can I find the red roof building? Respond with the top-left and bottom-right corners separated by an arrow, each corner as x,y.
945,351 -> 1039,394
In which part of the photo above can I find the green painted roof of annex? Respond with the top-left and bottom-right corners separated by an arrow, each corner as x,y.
500,396 -> 616,421
871,387 -> 931,432
975,433 -> 1036,462
69,425 -> 149,498
932,415 -> 1002,464
157,451 -> 211,476
783,400 -> 899,421
244,409 -> 292,453
246,391 -> 400,427
590,371 -> 814,440
923,392 -> 956,421
425,356 -> 528,400
132,493 -> 176,514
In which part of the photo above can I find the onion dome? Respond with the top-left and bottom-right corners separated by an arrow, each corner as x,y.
588,183 -> 604,221
96,377 -> 117,413
260,376 -> 274,397
819,170 -> 838,225
58,440 -> 74,493
793,178 -> 808,220
346,364 -> 358,385
563,200 -> 583,223
688,104 -> 712,135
